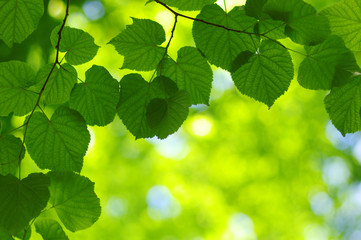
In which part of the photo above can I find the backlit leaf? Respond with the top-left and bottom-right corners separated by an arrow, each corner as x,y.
48,171 -> 101,232
0,61 -> 37,116
192,4 -> 258,71
0,0 -> 44,47
231,40 -> 294,107
69,65 -> 120,126
0,135 -> 24,176
109,18 -> 166,71
0,173 -> 49,235
25,106 -> 90,172
35,219 -> 69,240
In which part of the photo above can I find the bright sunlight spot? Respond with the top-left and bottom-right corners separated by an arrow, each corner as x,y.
48,0 -> 65,19
191,117 -> 213,137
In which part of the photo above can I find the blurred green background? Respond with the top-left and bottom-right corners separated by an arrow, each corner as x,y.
2,0 -> 361,239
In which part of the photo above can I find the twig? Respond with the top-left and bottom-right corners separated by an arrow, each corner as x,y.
17,0 -> 71,180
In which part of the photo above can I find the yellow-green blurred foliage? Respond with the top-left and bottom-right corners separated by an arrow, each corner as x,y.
12,0 -> 361,239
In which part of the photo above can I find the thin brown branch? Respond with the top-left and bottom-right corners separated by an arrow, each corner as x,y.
17,0 -> 71,180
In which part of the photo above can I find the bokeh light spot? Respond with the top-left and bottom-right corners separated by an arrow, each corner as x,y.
83,1 -> 105,21
191,117 -> 213,137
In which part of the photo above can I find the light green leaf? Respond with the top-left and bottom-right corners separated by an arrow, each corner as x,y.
231,40 -> 294,107
69,65 -> 120,126
0,61 -> 37,116
147,0 -> 216,11
298,36 -> 360,90
321,0 -> 361,51
118,74 -> 178,139
192,4 -> 258,71
51,26 -> 99,65
0,135 -> 24,176
325,76 -> 361,135
263,0 -> 330,45
48,171 -> 101,232
35,63 -> 77,105
0,173 -> 49,235
146,90 -> 191,139
109,18 -> 166,71
35,219 -> 68,240
161,47 -> 212,105
25,106 -> 90,172
0,0 -> 44,47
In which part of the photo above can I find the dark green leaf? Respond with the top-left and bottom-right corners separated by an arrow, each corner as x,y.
263,0 -> 330,45
13,227 -> 31,240
35,219 -> 69,240
0,0 -> 44,47
231,40 -> 294,107
48,171 -> 101,232
192,4 -> 258,71
109,18 -> 166,71
25,106 -> 90,172
321,0 -> 361,51
69,65 -> 120,126
0,229 -> 13,240
146,90 -> 191,139
147,0 -> 216,11
0,135 -> 24,176
298,36 -> 360,90
118,74 -> 178,139
51,26 -> 99,65
0,61 -> 37,116
35,63 -> 77,105
325,76 -> 361,135
161,47 -> 212,105
0,173 -> 49,235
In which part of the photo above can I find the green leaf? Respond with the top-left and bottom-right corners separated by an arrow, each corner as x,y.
263,0 -> 330,45
0,229 -> 13,240
109,18 -> 166,71
192,4 -> 258,71
0,61 -> 37,116
25,106 -> 90,172
325,76 -> 361,135
0,173 -> 50,235
231,40 -> 294,107
146,90 -> 191,139
50,26 -> 99,65
35,63 -> 77,105
118,74 -> 178,139
161,47 -> 213,105
35,219 -> 69,240
147,0 -> 216,11
245,0 -> 268,19
13,227 -> 31,240
298,36 -> 360,90
48,171 -> 101,232
0,135 -> 24,176
321,0 -> 361,51
69,65 -> 120,126
0,0 -> 44,47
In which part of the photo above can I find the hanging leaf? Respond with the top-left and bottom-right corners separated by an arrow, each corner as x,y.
0,173 -> 49,235
118,74 -> 178,139
0,61 -> 37,116
25,106 -> 90,172
263,0 -> 330,45
161,47 -> 212,105
192,4 -> 258,71
69,65 -> 120,126
298,35 -> 360,90
0,135 -> 24,176
35,219 -> 69,240
109,18 -> 166,71
146,90 -> 191,139
50,26 -> 99,65
325,76 -> 361,135
48,171 -> 101,232
231,40 -> 294,107
321,0 -> 361,51
35,63 -> 77,105
0,0 -> 44,47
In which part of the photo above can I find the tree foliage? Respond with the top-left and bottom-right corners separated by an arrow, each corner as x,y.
0,0 -> 360,238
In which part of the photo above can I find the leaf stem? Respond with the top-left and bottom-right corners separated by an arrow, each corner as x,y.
154,0 -> 308,57
223,0 -> 227,12
17,0 -> 71,180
